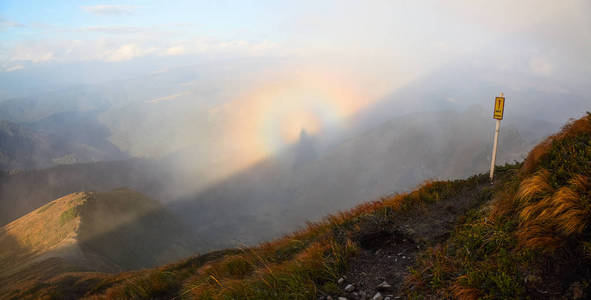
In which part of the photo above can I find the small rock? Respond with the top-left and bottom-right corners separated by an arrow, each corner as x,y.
338,277 -> 345,285
377,281 -> 392,291
372,292 -> 383,300
359,290 -> 367,300
338,297 -> 348,300
344,284 -> 355,292
402,256 -> 406,259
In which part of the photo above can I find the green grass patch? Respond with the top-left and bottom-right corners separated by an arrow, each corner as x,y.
59,207 -> 80,226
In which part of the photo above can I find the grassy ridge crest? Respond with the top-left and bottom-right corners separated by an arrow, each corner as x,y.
404,113 -> 591,299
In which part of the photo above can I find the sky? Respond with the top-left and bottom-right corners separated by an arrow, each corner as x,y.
3,1 -> 588,78
1,0 -> 590,167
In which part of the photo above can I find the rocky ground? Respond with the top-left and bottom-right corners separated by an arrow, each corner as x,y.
320,180 -> 493,300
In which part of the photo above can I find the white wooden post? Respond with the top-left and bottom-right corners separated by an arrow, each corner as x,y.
490,92 -> 504,182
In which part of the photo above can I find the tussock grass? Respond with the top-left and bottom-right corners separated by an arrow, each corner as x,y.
521,113 -> 591,176
404,112 -> 591,298
515,169 -> 552,205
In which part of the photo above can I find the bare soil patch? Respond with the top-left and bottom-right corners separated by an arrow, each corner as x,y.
335,181 -> 493,299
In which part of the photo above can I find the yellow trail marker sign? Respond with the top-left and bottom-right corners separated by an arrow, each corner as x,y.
493,96 -> 505,120
490,92 -> 505,182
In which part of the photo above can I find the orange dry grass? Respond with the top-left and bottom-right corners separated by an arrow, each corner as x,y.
257,224 -> 325,255
516,169 -> 553,205
187,241 -> 332,299
518,196 -> 552,223
512,115 -> 591,251
521,138 -> 553,175
521,114 -> 591,175
383,193 -> 413,211
490,189 -> 518,219
516,174 -> 591,250
326,200 -> 382,227
452,277 -> 481,300
559,114 -> 591,139
516,222 -> 564,251
311,181 -> 437,229
571,174 -> 591,193
549,187 -> 587,235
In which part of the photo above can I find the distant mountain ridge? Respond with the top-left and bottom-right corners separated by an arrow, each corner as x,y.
0,188 -> 199,291
0,116 -> 127,171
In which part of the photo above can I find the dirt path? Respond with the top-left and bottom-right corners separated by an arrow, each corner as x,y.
332,181 -> 492,300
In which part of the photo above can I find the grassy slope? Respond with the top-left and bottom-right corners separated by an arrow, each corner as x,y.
6,169 -> 510,299
5,113 -> 591,299
0,189 -> 197,299
404,113 -> 591,299
0,192 -> 87,278
77,189 -> 197,270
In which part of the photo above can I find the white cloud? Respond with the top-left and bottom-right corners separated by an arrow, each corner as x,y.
10,49 -> 54,63
2,65 -> 24,72
82,5 -> 137,15
164,45 -> 186,56
191,39 -> 278,55
81,26 -> 145,34
250,40 -> 278,53
105,44 -> 146,61
2,33 -> 283,65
